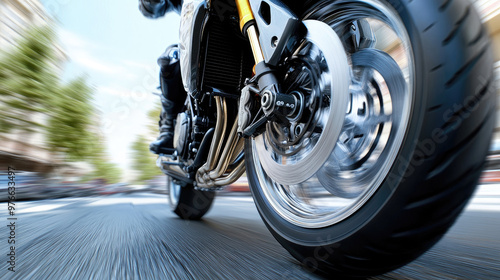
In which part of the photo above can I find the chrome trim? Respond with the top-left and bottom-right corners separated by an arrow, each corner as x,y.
229,140 -> 245,163
212,160 -> 246,186
196,96 -> 246,189
205,96 -> 227,171
208,120 -> 240,179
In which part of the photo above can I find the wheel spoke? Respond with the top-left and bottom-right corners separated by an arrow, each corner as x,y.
352,48 -> 406,98
249,0 -> 414,228
364,113 -> 392,127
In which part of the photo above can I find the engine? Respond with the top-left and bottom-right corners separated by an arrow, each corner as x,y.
162,0 -> 251,188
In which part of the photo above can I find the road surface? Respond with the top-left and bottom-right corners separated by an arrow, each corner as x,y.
0,185 -> 499,279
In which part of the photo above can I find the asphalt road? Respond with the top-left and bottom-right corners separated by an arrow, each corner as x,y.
0,185 -> 499,279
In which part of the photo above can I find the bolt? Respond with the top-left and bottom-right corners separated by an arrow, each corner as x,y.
271,36 -> 278,48
295,125 -> 302,136
262,92 -> 271,108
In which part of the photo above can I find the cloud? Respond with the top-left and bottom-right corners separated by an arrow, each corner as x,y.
72,52 -> 126,75
58,28 -> 100,50
58,28 -> 128,75
123,60 -> 156,71
97,85 -> 157,99
97,86 -> 131,97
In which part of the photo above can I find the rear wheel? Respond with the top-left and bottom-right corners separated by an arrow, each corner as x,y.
168,177 -> 215,220
246,0 -> 495,277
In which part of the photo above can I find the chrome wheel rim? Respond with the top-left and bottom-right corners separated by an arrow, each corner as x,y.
256,20 -> 350,185
250,0 -> 414,228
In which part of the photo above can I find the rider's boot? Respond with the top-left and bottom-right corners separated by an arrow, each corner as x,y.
150,45 -> 186,154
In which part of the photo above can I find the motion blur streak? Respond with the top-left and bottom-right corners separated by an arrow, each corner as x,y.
0,0 -> 499,279
0,0 -> 122,186
0,186 -> 498,279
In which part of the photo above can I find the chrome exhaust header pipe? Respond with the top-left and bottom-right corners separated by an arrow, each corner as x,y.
196,96 -> 245,189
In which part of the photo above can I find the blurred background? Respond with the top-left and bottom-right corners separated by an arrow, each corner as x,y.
0,1 -> 499,279
0,0 -> 180,199
0,0 -> 499,198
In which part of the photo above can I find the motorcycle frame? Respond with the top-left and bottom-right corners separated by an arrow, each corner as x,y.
162,0 -> 302,189
196,0 -> 301,189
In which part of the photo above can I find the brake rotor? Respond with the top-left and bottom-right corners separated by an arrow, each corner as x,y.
255,20 -> 350,185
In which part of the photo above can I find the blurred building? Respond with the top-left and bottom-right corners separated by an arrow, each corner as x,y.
0,0 -> 73,176
0,0 -> 49,49
0,0 -> 67,68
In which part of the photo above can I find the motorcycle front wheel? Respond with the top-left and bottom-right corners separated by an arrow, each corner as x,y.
245,0 -> 495,277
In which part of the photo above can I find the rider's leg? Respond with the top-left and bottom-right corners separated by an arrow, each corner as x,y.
150,45 -> 186,154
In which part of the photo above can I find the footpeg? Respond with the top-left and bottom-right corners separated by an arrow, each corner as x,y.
149,142 -> 176,155
157,147 -> 176,155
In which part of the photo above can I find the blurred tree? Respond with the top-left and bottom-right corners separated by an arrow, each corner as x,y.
89,156 -> 122,185
147,103 -> 161,139
85,133 -> 122,184
0,25 -> 96,161
0,26 -> 58,133
46,77 -> 95,161
131,135 -> 162,183
0,25 -> 123,182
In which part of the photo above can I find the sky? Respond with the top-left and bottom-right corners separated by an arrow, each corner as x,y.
40,0 -> 181,180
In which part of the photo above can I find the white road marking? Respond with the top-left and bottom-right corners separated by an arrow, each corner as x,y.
216,196 -> 254,202
87,197 -> 168,206
11,183 -> 500,214
217,185 -> 500,211
466,184 -> 500,212
18,203 -> 69,213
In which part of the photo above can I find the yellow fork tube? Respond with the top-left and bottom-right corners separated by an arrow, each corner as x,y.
235,0 -> 254,31
235,0 -> 265,64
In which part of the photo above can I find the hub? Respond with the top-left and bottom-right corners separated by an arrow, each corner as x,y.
261,90 -> 300,119
254,20 -> 350,185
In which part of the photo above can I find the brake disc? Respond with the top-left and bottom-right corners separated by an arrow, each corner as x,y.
254,20 -> 350,185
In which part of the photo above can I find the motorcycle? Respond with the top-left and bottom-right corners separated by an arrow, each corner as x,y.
157,0 -> 495,277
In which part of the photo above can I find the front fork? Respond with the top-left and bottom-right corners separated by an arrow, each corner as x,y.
235,0 -> 303,136
235,0 -> 265,64
196,0 -> 302,188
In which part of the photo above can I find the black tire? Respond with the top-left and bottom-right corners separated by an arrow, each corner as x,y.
168,176 -> 215,220
246,0 -> 495,277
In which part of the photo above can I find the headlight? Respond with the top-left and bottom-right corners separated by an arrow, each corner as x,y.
179,0 -> 207,95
